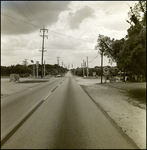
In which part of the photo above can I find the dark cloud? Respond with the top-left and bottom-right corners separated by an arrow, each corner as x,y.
1,1 -> 70,35
68,6 -> 95,30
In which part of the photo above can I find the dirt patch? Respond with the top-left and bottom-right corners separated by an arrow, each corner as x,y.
96,82 -> 146,109
80,82 -> 146,149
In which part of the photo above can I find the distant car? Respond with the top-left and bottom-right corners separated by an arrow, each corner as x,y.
55,74 -> 62,77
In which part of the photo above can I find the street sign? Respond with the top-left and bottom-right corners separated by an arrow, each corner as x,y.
93,72 -> 96,76
36,61 -> 39,68
103,67 -> 109,75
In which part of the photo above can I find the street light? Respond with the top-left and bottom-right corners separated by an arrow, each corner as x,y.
29,60 -> 35,78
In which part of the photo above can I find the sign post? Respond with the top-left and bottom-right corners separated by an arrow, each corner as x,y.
103,67 -> 109,83
36,61 -> 39,78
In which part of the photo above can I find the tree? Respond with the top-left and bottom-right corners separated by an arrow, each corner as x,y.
22,59 -> 28,67
95,1 -> 146,81
125,1 -> 146,80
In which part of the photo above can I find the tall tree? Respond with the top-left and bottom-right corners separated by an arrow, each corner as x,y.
95,1 -> 146,81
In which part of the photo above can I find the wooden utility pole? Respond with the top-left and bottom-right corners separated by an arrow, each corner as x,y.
87,56 -> 89,77
44,60 -> 45,77
101,51 -> 103,84
57,57 -> 60,74
40,25 -> 48,78
83,60 -> 85,77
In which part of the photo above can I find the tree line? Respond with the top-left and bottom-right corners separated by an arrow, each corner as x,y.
1,63 -> 68,77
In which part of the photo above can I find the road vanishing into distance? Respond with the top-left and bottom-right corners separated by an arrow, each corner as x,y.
1,72 -> 138,149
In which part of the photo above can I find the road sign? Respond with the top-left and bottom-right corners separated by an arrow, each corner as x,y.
93,72 -> 96,76
36,61 -> 39,68
103,67 -> 109,75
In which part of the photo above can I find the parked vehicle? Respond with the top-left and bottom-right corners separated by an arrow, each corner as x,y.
55,74 -> 62,77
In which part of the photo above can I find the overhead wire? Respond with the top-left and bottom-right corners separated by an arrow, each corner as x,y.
2,13 -> 96,45
48,30 -> 95,44
47,36 -> 55,50
2,1 -> 98,67
3,15 -> 39,45
45,48 -> 96,51
1,23 -> 17,35
11,1 -> 39,30
2,13 -> 95,44
46,34 -> 95,51
1,13 -> 41,28
88,54 -> 99,63
24,1 -> 43,27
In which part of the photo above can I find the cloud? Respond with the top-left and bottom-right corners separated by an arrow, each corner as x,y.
1,1 -> 138,67
1,1 -> 70,35
68,6 -> 95,29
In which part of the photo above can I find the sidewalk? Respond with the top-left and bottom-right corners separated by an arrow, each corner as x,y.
74,76 -> 146,149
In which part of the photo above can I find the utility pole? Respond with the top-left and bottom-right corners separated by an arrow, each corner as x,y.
40,25 -> 48,78
57,56 -> 60,74
83,60 -> 85,77
44,60 -> 45,77
87,56 -> 89,77
36,61 -> 39,78
101,51 -> 103,84
57,56 -> 60,65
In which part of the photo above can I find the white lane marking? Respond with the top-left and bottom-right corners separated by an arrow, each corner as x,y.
43,92 -> 52,101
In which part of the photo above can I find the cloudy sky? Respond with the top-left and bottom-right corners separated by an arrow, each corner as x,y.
1,1 -> 137,68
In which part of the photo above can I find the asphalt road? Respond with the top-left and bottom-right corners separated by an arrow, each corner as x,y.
1,72 -> 137,149
1,77 -> 64,139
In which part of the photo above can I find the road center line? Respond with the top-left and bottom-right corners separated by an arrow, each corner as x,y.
43,92 -> 52,101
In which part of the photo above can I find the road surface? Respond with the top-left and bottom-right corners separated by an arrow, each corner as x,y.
1,72 -> 137,149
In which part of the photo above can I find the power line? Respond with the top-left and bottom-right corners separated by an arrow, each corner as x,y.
11,1 -> 30,21
2,13 -> 95,44
46,35 -> 54,50
48,30 -> 95,44
3,15 -> 39,45
125,1 -> 131,7
11,1 -> 38,30
1,13 -> 41,28
24,1 -> 43,27
1,23 -> 17,34
45,48 -> 96,51
4,15 -> 27,35
88,54 -> 99,63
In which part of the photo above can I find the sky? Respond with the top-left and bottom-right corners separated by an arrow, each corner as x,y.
1,1 -> 137,69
